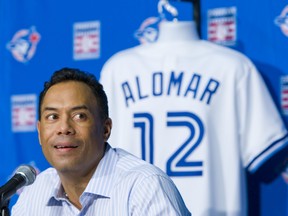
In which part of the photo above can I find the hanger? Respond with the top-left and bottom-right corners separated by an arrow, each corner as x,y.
157,0 -> 179,22
157,0 -> 201,38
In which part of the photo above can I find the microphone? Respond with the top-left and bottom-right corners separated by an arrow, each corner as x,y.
0,165 -> 37,207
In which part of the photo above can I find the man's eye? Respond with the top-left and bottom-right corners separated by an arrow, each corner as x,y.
74,113 -> 87,120
46,114 -> 58,120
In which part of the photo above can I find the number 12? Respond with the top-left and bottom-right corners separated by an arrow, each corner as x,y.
134,111 -> 204,177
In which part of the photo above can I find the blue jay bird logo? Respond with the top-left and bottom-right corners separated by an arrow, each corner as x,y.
274,5 -> 288,37
6,26 -> 41,63
134,16 -> 165,44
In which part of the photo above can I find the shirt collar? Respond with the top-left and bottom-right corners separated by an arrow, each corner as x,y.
83,143 -> 117,198
48,143 -> 117,204
47,173 -> 65,205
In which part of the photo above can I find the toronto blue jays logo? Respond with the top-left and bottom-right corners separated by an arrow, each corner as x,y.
274,5 -> 288,37
6,26 -> 41,63
134,16 -> 165,44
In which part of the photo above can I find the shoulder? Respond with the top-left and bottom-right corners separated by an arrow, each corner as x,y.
113,148 -> 191,215
33,167 -> 58,185
114,148 -> 172,182
18,167 -> 58,199
199,40 -> 254,65
11,167 -> 59,215
102,45 -> 144,67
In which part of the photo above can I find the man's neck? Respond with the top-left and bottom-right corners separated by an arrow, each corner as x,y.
57,163 -> 98,209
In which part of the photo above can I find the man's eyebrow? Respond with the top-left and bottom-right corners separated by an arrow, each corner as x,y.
71,105 -> 89,111
42,105 -> 88,112
42,107 -> 57,112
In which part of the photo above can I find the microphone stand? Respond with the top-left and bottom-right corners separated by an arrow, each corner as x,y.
0,199 -> 10,216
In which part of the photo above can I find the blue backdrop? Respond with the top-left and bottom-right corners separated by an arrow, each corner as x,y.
1,0 -> 287,215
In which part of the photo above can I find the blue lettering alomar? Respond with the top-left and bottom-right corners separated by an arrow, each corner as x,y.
121,71 -> 220,107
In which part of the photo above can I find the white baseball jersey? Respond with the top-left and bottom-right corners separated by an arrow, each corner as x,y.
100,23 -> 288,216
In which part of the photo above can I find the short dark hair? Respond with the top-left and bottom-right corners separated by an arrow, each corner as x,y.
38,67 -> 109,121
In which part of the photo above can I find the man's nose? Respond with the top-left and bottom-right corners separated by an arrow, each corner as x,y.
57,118 -> 75,135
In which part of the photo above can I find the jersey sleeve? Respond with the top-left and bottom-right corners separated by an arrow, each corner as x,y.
237,60 -> 288,174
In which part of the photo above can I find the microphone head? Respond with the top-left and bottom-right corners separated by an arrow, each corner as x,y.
15,165 -> 37,186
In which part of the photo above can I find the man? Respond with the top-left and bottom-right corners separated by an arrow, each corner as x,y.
11,68 -> 191,215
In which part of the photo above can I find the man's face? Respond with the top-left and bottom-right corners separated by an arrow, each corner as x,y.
37,81 -> 111,176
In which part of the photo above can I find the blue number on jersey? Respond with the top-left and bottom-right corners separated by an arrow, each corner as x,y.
134,111 -> 204,177
134,113 -> 154,164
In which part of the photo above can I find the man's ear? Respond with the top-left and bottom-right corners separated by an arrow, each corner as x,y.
103,118 -> 112,141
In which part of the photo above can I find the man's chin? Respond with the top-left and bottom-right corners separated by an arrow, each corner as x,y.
53,162 -> 80,174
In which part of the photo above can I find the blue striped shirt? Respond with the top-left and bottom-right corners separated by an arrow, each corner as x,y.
12,144 -> 191,216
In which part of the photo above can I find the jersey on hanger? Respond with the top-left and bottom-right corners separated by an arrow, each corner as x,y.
100,39 -> 288,216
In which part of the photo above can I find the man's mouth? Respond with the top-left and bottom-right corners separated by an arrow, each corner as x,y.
54,145 -> 78,149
